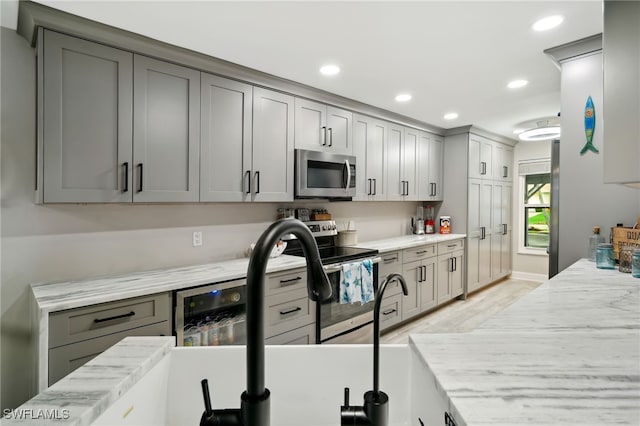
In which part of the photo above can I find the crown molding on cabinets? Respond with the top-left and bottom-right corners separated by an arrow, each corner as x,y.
544,33 -> 602,69
445,125 -> 518,147
17,0 -> 445,137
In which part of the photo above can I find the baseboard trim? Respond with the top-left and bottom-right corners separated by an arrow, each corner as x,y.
510,271 -> 548,283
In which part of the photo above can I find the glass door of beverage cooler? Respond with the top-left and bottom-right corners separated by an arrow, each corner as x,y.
174,278 -> 247,346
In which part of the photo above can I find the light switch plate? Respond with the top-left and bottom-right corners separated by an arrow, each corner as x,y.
192,231 -> 203,247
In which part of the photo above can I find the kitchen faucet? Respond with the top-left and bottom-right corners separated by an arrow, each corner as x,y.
200,218 -> 332,426
340,272 -> 408,426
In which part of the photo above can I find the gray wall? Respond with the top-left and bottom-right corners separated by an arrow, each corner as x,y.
557,51 -> 640,272
0,28 -> 420,410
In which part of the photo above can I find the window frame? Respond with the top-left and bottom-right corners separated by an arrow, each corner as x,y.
518,160 -> 551,256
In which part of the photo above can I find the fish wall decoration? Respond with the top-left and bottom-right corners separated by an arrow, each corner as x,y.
580,95 -> 599,155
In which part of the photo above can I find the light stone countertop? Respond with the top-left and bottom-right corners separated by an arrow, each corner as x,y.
410,258 -> 640,425
31,233 -> 466,314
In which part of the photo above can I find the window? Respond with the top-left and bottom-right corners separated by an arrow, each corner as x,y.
519,160 -> 551,253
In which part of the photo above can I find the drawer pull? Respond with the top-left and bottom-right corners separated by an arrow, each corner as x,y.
382,308 -> 397,316
279,306 -> 302,316
94,311 -> 135,324
447,244 -> 457,248
279,276 -> 302,285
383,256 -> 398,263
416,250 -> 428,255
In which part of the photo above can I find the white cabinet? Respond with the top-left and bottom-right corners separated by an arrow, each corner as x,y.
252,87 -> 295,202
294,98 -> 353,155
353,114 -> 386,201
437,249 -> 464,304
603,1 -> 640,186
200,74 -> 253,202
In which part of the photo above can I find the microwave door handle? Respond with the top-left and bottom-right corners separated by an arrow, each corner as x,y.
344,159 -> 351,191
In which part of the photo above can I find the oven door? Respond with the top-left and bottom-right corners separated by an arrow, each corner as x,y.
317,257 -> 380,343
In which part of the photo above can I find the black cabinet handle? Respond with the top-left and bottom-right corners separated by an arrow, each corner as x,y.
481,226 -> 486,240
328,127 -> 333,147
503,165 -> 508,178
453,257 -> 457,272
383,256 -> 398,263
137,163 -> 143,192
373,178 -> 377,195
279,306 -> 302,316
417,266 -> 422,282
368,178 -> 372,195
245,170 -> 251,194
382,308 -> 397,316
503,223 -> 508,235
123,162 -> 129,193
279,276 -> 302,285
255,171 -> 260,194
322,126 -> 327,146
94,311 -> 135,323
447,244 -> 457,248
416,250 -> 428,255
423,265 -> 427,280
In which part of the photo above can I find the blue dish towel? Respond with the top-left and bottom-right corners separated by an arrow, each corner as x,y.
339,259 -> 374,304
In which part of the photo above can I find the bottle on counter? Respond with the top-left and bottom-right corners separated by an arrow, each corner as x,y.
588,227 -> 605,262
596,243 -> 615,269
632,249 -> 640,278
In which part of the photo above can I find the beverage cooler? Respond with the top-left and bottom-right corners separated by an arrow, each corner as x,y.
174,279 -> 247,346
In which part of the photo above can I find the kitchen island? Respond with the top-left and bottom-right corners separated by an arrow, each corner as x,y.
10,258 -> 638,425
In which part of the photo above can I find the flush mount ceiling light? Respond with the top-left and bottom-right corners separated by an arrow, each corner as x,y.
395,93 -> 412,102
532,15 -> 564,31
507,79 -> 529,89
319,64 -> 340,76
444,112 -> 459,120
516,116 -> 561,141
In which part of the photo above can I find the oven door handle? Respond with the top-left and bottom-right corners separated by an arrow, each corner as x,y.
322,256 -> 382,274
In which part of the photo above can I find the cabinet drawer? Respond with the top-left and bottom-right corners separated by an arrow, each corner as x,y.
266,267 -> 307,297
380,293 -> 402,331
379,251 -> 403,297
49,292 -> 171,348
265,323 -> 315,345
48,321 -> 170,386
402,244 -> 436,263
438,239 -> 464,255
264,288 -> 315,338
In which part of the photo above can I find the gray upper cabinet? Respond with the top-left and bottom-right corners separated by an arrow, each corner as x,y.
200,74 -> 253,202
294,98 -> 353,155
428,135 -> 444,200
387,124 -> 420,201
252,87 -> 295,202
42,30 -> 133,203
353,114 -> 386,201
468,135 -> 493,179
133,55 -> 201,202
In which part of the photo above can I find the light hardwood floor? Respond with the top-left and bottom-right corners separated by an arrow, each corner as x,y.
380,277 -> 543,344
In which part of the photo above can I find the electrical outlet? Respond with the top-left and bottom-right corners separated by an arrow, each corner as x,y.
192,231 -> 203,247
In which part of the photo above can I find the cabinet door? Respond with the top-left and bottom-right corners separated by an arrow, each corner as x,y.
428,135 -> 444,200
468,136 -> 492,179
252,88 -> 295,202
480,139 -> 493,179
353,115 -> 385,201
386,124 -> 404,201
420,258 -> 437,312
326,106 -> 353,155
500,184 -> 513,276
352,115 -> 369,201
416,131 -> 431,200
200,74 -> 253,202
379,251 -> 403,297
437,254 -> 452,304
42,30 -> 133,203
468,179 -> 493,291
451,250 -> 464,298
401,260 -> 421,320
491,181 -> 504,279
133,55 -> 200,202
294,98 -> 326,150
402,128 -> 419,200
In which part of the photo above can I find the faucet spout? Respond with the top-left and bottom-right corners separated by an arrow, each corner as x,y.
201,218 -> 331,426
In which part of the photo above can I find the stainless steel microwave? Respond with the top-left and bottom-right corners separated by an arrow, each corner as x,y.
295,149 -> 356,199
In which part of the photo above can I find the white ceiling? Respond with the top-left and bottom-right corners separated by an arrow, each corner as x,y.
2,1 -> 604,139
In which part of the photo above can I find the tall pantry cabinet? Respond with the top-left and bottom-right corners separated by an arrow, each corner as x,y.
441,127 -> 515,294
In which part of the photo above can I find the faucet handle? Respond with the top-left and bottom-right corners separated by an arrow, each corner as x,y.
340,387 -> 368,425
343,387 -> 350,407
200,379 -> 215,426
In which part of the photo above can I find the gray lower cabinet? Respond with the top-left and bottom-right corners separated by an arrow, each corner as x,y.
133,54 -> 201,202
437,250 -> 464,304
401,246 -> 437,321
199,74 -> 253,202
379,293 -> 403,330
264,268 -> 315,342
48,292 -> 171,386
251,87 -> 295,202
41,29 -> 133,203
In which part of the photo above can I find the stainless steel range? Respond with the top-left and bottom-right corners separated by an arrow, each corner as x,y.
283,220 -> 380,343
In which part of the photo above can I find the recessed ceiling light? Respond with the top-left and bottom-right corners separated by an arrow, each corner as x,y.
507,79 -> 529,89
319,64 -> 340,76
518,126 -> 561,141
395,93 -> 412,102
444,112 -> 459,120
532,15 -> 564,32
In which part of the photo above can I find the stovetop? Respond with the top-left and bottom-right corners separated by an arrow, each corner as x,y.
283,236 -> 378,265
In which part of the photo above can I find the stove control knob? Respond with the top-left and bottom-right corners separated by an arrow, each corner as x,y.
322,225 -> 327,230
